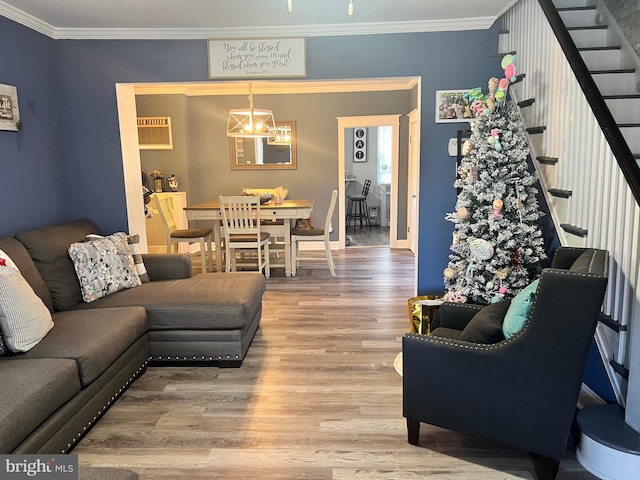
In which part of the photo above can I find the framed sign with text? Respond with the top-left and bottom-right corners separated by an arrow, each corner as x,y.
208,38 -> 307,79
0,84 -> 20,131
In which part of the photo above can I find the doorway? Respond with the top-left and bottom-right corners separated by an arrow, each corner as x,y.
118,80 -> 419,258
337,115 -> 401,250
344,125 -> 392,247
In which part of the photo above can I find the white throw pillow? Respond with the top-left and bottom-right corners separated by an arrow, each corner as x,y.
0,248 -> 19,271
0,251 -> 19,355
0,266 -> 54,352
69,232 -> 141,303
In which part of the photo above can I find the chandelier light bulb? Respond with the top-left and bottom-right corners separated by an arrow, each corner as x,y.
288,0 -> 292,12
348,0 -> 353,16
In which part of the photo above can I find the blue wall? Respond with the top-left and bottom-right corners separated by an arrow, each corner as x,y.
0,17 -> 70,233
1,16 -> 500,294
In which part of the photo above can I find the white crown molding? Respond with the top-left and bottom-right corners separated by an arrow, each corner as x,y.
0,1 -> 56,37
54,17 -> 498,40
0,3 -> 497,40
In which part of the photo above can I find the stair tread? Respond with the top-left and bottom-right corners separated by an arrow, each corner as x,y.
618,123 -> 640,128
577,405 -> 640,453
599,313 -> 626,332
590,68 -> 636,74
537,156 -> 558,164
567,25 -> 609,30
488,51 -> 516,59
499,29 -> 509,34
603,93 -> 640,99
560,223 -> 588,237
610,360 -> 630,380
578,46 -> 621,51
511,73 -> 526,84
526,126 -> 547,134
549,188 -> 573,197
557,6 -> 597,11
517,98 -> 535,108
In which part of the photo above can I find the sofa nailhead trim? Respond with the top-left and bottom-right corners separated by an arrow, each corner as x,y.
148,355 -> 241,361
61,358 -> 147,453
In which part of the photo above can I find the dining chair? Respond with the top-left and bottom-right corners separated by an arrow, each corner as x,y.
291,190 -> 338,276
154,195 -> 213,273
346,179 -> 372,232
218,195 -> 271,278
261,219 -> 287,271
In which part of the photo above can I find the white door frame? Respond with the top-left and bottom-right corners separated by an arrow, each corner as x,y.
116,83 -> 148,251
407,109 -> 420,255
407,108 -> 421,296
337,115 -> 401,250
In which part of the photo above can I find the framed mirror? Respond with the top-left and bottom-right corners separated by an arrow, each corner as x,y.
230,121 -> 297,170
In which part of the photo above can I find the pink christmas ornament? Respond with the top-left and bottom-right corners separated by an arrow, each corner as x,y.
471,100 -> 485,116
505,64 -> 516,81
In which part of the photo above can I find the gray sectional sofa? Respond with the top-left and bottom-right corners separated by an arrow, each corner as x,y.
0,219 -> 266,456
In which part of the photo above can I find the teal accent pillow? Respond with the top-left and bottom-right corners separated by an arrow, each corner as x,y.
502,279 -> 540,338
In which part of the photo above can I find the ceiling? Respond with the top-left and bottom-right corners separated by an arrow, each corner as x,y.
0,0 -> 517,39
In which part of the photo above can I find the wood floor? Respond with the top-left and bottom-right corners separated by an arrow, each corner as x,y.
73,248 -> 597,479
346,225 -> 390,247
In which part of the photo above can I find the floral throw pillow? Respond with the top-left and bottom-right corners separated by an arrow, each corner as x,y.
68,232 -> 141,303
86,233 -> 150,283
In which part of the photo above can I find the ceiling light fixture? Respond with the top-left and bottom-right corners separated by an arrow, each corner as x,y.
267,125 -> 292,145
226,83 -> 276,138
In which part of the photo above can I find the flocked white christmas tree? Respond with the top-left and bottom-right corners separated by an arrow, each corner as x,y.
443,55 -> 546,305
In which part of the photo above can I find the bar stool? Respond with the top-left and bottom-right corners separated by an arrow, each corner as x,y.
346,179 -> 372,232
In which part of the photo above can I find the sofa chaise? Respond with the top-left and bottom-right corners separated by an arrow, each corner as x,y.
0,219 -> 266,455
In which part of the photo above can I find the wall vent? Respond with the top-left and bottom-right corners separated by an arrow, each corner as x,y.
137,117 -> 173,150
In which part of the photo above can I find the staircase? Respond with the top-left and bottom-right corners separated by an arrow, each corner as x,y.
558,2 -> 640,159
499,0 -> 640,477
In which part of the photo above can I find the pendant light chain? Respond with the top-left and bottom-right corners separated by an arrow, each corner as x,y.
286,1 -> 353,15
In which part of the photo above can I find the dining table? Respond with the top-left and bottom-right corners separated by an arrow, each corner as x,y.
184,199 -> 314,277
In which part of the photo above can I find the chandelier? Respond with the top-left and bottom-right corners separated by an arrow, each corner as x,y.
288,0 -> 353,15
226,83 -> 276,138
267,125 -> 292,145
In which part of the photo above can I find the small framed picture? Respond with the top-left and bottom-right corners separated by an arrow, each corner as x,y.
435,89 -> 475,123
0,84 -> 20,131
353,127 -> 367,162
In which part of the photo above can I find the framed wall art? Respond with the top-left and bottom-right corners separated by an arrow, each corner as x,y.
0,84 -> 20,131
208,37 -> 307,79
353,127 -> 367,162
435,89 -> 474,123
